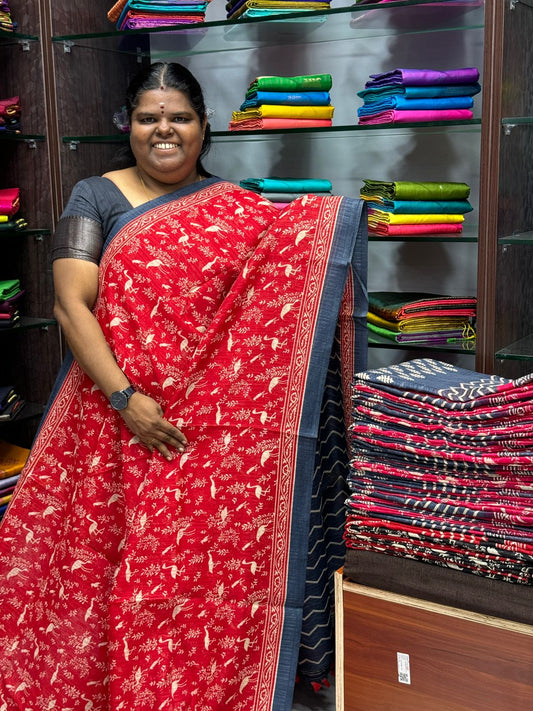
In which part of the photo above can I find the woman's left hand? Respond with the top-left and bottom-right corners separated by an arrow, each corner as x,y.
119,391 -> 188,461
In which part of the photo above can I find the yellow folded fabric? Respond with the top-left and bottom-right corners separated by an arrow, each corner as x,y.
368,210 -> 464,226
367,311 -> 471,333
0,439 -> 30,478
231,105 -> 335,121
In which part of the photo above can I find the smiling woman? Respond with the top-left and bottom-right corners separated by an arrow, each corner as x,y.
0,61 -> 368,711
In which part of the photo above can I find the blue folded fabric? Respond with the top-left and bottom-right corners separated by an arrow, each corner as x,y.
358,83 -> 481,100
358,95 -> 474,116
240,90 -> 331,110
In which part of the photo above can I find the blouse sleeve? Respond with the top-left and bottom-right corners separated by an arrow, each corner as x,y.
51,179 -> 105,264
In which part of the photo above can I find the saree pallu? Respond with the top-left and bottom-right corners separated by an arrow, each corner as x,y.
0,180 -> 367,710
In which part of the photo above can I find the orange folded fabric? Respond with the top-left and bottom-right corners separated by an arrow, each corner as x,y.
108,0 -> 128,22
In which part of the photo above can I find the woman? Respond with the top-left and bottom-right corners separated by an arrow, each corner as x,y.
0,62 -> 367,710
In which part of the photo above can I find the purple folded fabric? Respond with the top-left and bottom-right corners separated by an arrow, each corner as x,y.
366,67 -> 480,89
358,109 -> 473,125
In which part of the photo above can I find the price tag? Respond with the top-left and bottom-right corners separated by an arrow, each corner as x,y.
397,652 -> 411,684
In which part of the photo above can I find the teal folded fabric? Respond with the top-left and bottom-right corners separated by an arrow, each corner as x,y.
240,177 -> 333,193
365,199 -> 473,214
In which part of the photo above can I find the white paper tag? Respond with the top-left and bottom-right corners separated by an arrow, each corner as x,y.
397,652 -> 411,684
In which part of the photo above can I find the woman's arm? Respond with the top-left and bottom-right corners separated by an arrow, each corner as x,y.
53,257 -> 187,460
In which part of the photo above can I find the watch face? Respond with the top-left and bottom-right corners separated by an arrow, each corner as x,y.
110,390 -> 128,410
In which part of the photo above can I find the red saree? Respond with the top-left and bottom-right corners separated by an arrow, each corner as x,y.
0,179 -> 367,710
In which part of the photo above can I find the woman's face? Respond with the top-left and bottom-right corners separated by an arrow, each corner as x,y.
130,87 -> 206,186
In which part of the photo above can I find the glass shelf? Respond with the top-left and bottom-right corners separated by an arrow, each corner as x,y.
63,119 -> 482,145
0,30 -> 39,45
499,230 -> 533,245
51,0 -> 485,57
0,228 -> 50,238
369,331 -> 476,354
0,317 -> 56,334
0,133 -> 45,142
496,334 -> 533,362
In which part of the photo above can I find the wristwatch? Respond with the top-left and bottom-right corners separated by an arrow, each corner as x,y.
109,385 -> 136,411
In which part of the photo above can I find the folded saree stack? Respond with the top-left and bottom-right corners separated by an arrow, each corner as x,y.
239,176 -> 332,208
0,187 -> 26,233
0,96 -> 21,134
0,279 -> 23,328
107,0 -> 211,29
345,358 -> 533,585
360,179 -> 473,236
0,439 -> 29,521
367,291 -> 476,345
0,1 -> 16,32
226,0 -> 330,21
357,67 -> 481,125
229,73 -> 334,131
0,386 -> 25,423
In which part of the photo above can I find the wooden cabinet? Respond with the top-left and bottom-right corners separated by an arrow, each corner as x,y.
335,571 -> 533,711
0,1 -> 61,447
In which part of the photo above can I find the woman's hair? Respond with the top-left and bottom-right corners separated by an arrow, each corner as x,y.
121,61 -> 212,176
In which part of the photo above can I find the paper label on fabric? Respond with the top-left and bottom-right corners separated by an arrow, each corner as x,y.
397,652 -> 411,684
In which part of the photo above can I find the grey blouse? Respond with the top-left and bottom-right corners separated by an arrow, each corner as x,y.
52,177 -> 133,264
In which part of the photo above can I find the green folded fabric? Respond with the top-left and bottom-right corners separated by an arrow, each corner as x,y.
247,74 -> 332,93
0,279 -> 21,300
240,177 -> 332,193
361,180 -> 470,201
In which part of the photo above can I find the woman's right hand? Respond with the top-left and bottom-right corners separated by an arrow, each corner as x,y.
119,391 -> 188,461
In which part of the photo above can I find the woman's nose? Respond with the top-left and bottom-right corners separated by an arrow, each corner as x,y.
156,118 -> 173,134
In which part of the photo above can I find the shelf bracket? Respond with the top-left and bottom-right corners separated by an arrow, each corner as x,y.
68,140 -> 80,151
503,123 -> 517,135
63,40 -> 75,54
511,0 -> 533,8
18,39 -> 31,52
24,139 -> 37,150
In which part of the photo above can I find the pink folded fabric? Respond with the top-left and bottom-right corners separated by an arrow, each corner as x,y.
358,109 -> 473,125
0,188 -> 20,217
229,118 -> 332,130
370,223 -> 463,236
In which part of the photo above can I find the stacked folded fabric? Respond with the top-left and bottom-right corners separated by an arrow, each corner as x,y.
0,385 -> 25,422
357,67 -> 481,125
107,0 -> 211,29
0,279 -> 23,328
0,1 -> 16,32
229,74 -> 334,131
0,439 -> 30,521
0,96 -> 21,134
345,358 -> 533,585
360,179 -> 472,236
240,176 -> 332,208
0,187 -> 26,232
367,291 -> 476,345
226,0 -> 330,21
